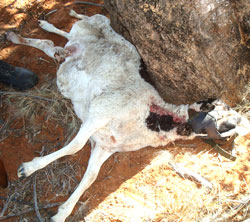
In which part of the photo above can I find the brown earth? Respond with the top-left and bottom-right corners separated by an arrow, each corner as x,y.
0,1 -> 249,222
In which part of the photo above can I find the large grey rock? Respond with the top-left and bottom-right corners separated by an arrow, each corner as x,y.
104,0 -> 250,105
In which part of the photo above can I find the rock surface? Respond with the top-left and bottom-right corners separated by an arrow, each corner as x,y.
105,0 -> 250,105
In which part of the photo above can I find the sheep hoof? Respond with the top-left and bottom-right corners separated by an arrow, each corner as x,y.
38,20 -> 51,30
17,164 -> 28,178
6,31 -> 20,44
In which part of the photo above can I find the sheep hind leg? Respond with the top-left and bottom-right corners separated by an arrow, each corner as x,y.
38,20 -> 70,39
6,31 -> 68,62
17,118 -> 108,178
50,144 -> 114,222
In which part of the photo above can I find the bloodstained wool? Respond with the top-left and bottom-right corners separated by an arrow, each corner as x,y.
146,111 -> 193,136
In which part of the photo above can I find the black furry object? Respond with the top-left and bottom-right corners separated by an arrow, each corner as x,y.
197,98 -> 216,112
139,59 -> 155,87
146,112 -> 174,132
146,112 -> 192,136
176,123 -> 193,136
0,60 -> 38,90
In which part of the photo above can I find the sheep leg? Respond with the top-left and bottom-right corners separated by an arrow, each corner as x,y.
17,118 -> 108,178
6,31 -> 69,62
69,9 -> 88,20
38,20 -> 70,39
50,144 -> 114,222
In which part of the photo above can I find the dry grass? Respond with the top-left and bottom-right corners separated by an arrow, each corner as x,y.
85,140 -> 250,222
1,75 -> 80,133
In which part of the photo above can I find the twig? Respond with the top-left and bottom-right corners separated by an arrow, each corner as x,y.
0,116 -> 17,142
0,91 -> 55,102
169,161 -> 213,189
33,175 -> 44,222
44,9 -> 58,19
234,195 -> 250,211
73,1 -> 104,7
0,193 -> 15,217
0,202 -> 63,220
175,143 -> 196,148
215,195 -> 250,221
0,195 -> 33,206
0,118 -> 9,133
64,126 -> 78,146
0,135 -> 10,142
36,57 -> 50,64
106,154 -> 119,176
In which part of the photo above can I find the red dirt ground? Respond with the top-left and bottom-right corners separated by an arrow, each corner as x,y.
0,1 -> 249,222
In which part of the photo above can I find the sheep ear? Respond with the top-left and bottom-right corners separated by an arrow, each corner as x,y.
236,116 -> 250,136
189,98 -> 216,112
196,98 -> 216,112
